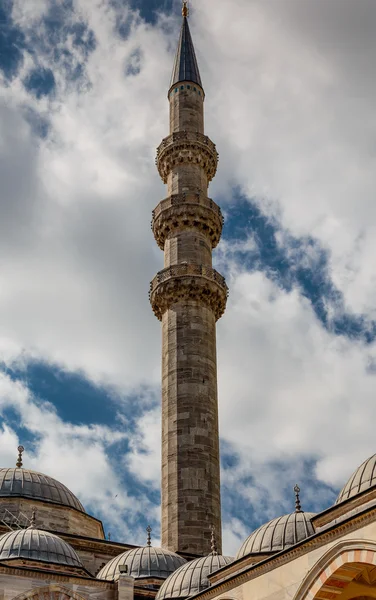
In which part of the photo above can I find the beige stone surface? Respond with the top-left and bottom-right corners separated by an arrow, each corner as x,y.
205,516 -> 376,600
0,569 -> 114,600
169,84 -> 204,134
0,497 -> 104,540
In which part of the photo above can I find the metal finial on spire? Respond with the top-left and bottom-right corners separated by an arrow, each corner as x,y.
294,484 -> 302,513
182,1 -> 189,17
210,526 -> 218,556
29,509 -> 36,528
16,445 -> 24,468
146,525 -> 152,546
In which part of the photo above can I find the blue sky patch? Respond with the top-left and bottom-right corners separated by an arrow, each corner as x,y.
222,193 -> 376,344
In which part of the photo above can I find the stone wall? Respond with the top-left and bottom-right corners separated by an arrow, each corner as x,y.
0,568 -> 114,600
0,497 -> 104,539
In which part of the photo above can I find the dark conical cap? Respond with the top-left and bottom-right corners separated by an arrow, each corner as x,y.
170,13 -> 203,90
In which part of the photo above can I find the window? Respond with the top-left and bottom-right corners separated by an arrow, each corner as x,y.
181,85 -> 184,90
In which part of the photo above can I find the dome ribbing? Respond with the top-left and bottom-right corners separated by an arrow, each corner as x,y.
156,555 -> 233,600
97,546 -> 186,582
0,528 -> 82,568
0,468 -> 85,512
236,512 -> 316,559
336,453 -> 376,504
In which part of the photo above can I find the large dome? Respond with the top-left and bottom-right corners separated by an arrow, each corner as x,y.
0,527 -> 83,568
0,468 -> 85,513
155,555 -> 233,600
336,453 -> 376,504
97,545 -> 186,582
236,511 -> 316,559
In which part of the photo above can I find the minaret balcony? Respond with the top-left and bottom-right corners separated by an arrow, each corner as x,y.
156,131 -> 218,183
152,193 -> 224,249
149,263 -> 228,321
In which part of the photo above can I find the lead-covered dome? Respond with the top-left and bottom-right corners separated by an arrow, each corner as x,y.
236,511 -> 315,559
0,527 -> 83,568
156,554 -> 233,600
336,454 -> 376,504
0,468 -> 85,513
97,546 -> 186,582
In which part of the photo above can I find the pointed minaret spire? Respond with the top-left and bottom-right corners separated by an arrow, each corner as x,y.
170,2 -> 202,90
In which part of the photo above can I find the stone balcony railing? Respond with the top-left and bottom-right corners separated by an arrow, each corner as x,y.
151,193 -> 224,249
152,193 -> 223,222
149,263 -> 228,321
156,131 -> 218,183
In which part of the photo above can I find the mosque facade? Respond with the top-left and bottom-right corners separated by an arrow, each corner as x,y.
2,3 -> 376,600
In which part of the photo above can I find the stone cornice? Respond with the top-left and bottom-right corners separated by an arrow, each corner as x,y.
149,264 -> 228,321
0,563 -> 113,588
152,193 -> 223,249
156,131 -> 218,183
193,505 -> 376,600
312,485 -> 376,528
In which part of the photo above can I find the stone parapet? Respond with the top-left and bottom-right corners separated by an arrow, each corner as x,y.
156,131 -> 218,183
149,264 -> 228,321
152,193 -> 223,249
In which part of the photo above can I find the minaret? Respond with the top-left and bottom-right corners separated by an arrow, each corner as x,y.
150,1 -> 228,556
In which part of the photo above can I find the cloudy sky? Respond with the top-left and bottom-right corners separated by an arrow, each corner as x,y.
0,0 -> 376,555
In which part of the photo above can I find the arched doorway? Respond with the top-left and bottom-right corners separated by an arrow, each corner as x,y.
295,542 -> 376,600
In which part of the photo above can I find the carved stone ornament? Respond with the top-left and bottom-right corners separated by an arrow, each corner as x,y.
152,193 -> 224,249
149,264 -> 228,321
156,131 -> 218,183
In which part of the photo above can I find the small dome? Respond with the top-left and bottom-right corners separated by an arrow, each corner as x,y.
97,546 -> 186,582
0,468 -> 85,513
236,511 -> 315,559
0,527 -> 83,568
336,454 -> 376,504
156,554 -> 233,600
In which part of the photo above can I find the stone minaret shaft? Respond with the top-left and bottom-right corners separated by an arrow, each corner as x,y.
150,5 -> 228,556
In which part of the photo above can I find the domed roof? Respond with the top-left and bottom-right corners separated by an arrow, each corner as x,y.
336,453 -> 376,504
236,511 -> 315,559
97,545 -> 186,582
0,526 -> 83,568
155,554 -> 233,600
0,468 -> 85,513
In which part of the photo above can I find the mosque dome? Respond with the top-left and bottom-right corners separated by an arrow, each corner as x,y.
236,486 -> 315,560
155,554 -> 233,600
97,527 -> 186,582
0,526 -> 83,568
0,467 -> 85,512
97,546 -> 186,582
336,453 -> 376,504
236,511 -> 315,559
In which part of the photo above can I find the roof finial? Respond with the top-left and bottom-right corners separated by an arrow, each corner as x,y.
16,445 -> 24,469
182,1 -> 189,17
210,525 -> 218,556
29,509 -> 36,529
294,484 -> 302,513
146,525 -> 152,547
